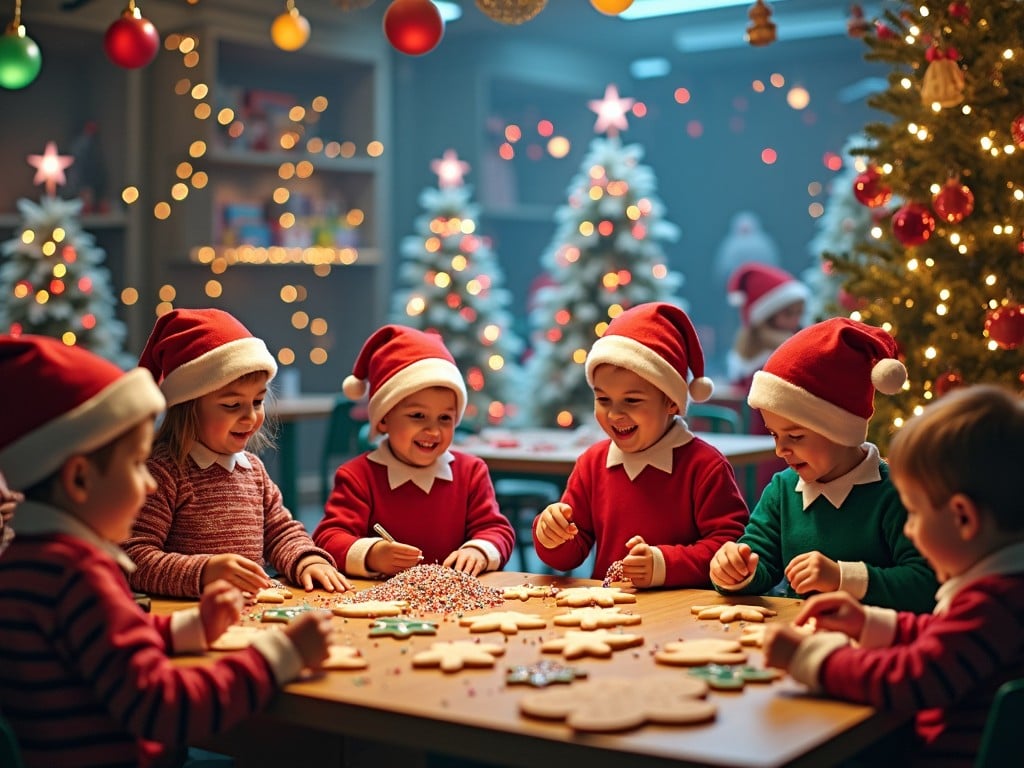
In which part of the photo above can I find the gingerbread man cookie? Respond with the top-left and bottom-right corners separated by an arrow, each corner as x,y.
553,606 -> 641,631
459,611 -> 547,634
332,600 -> 409,618
554,586 -> 636,608
502,584 -> 553,602
321,645 -> 369,671
690,604 -> 778,623
518,676 -> 715,732
654,638 -> 748,667
541,629 -> 643,659
411,640 -> 506,672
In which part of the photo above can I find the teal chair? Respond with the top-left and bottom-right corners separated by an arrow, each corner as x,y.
493,475 -> 562,574
976,678 -> 1024,768
319,397 -> 369,505
686,403 -> 742,434
0,714 -> 24,768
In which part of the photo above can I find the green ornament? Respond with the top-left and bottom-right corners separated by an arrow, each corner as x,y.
0,28 -> 42,90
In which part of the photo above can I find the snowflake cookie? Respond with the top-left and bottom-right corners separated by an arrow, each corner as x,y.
502,584 -> 553,601
541,629 -> 643,659
332,600 -> 409,618
411,640 -> 506,672
653,638 -> 748,667
687,664 -> 781,690
260,605 -> 316,623
505,660 -> 589,687
690,604 -> 778,623
553,606 -> 641,631
554,586 -> 636,608
518,676 -> 715,732
458,611 -> 547,634
368,616 -> 438,639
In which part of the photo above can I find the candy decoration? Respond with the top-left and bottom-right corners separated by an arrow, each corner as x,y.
475,0 -> 547,25
921,46 -> 964,108
891,202 -> 936,247
874,20 -> 897,40
934,370 -> 964,396
0,22 -> 41,90
104,2 -> 160,69
383,0 -> 444,55
985,304 -> 1024,350
948,1 -> 970,23
590,0 -> 633,14
746,0 -> 776,47
847,4 -> 870,37
852,165 -> 892,208
932,179 -> 974,224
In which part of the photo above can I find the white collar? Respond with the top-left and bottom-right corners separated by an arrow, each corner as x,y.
189,442 -> 252,472
934,539 -> 1024,614
606,416 -> 695,481
368,438 -> 454,493
794,443 -> 881,510
11,499 -> 136,573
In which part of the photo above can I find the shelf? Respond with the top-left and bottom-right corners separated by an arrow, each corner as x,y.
0,211 -> 128,229
188,245 -> 381,266
205,148 -> 380,174
480,204 -> 556,224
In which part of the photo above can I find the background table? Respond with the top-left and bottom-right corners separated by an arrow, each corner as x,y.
268,394 -> 339,512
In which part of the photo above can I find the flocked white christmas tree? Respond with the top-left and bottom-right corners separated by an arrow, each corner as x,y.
526,85 -> 686,428
390,149 -> 525,428
0,143 -> 128,365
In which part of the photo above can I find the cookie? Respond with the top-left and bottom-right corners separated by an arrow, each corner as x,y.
332,600 -> 409,618
740,618 -> 816,647
210,625 -> 263,650
554,586 -> 636,608
690,604 -> 778,623
654,638 -> 748,667
553,606 -> 641,630
458,611 -> 547,634
368,616 -> 438,638
321,645 -> 369,671
687,664 -> 781,690
541,629 -> 643,659
518,676 -> 715,732
505,660 -> 589,687
260,606 -> 315,623
411,640 -> 506,672
502,584 -> 553,602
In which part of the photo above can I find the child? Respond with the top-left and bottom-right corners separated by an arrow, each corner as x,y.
763,385 -> 1024,767
532,302 -> 749,587
0,470 -> 22,555
0,334 -> 332,768
709,318 -> 938,612
124,308 -> 349,598
313,324 -> 515,577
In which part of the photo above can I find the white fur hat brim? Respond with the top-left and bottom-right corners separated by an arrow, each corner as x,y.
748,280 -> 810,327
748,369 -> 867,446
586,334 -> 691,411
367,357 -> 467,437
160,337 -> 277,407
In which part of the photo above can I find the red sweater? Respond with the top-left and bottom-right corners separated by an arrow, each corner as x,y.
0,530 -> 279,768
533,436 -> 749,585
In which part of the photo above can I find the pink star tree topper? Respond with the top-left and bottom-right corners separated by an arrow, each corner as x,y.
27,141 -> 75,198
431,149 -> 471,189
589,84 -> 635,137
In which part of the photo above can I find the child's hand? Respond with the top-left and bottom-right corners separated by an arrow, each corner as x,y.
199,579 -> 244,645
534,503 -> 577,549
0,470 -> 23,527
793,591 -> 866,639
297,556 -> 352,593
282,611 -> 333,671
367,541 -> 423,576
709,542 -> 758,587
785,551 -> 840,595
621,535 -> 654,588
762,622 -> 809,671
443,546 -> 487,576
202,554 -> 270,594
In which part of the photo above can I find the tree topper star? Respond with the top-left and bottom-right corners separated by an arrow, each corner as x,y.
589,84 -> 635,138
431,149 -> 470,189
27,141 -> 74,198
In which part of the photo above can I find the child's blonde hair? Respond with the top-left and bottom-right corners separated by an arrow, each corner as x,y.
887,384 -> 1024,530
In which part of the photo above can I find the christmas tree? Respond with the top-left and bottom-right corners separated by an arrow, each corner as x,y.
526,85 -> 686,428
828,1 -> 1024,449
390,149 -> 525,429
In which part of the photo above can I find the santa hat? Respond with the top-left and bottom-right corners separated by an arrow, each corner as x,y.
748,318 -> 907,446
727,262 -> 810,327
138,308 -> 277,407
342,325 -> 467,435
0,335 -> 165,490
585,302 -> 714,411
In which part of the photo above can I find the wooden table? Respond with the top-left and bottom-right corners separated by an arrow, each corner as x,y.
156,571 -> 906,768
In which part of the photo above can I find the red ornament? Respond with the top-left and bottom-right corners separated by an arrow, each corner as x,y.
874,20 -> 897,40
985,304 -> 1024,350
383,0 -> 444,56
932,179 -> 974,224
934,370 -> 964,396
948,1 -> 970,23
1012,115 -> 1024,148
852,165 -> 892,208
847,4 -> 870,37
837,288 -> 867,312
104,4 -> 160,69
891,202 -> 936,246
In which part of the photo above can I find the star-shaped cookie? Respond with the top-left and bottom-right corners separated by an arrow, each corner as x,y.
690,604 -> 778,623
687,664 -> 781,690
458,611 -> 547,634
412,640 -> 506,672
505,660 -> 589,687
553,606 -> 641,631
368,616 -> 438,639
332,600 -> 409,618
654,638 -> 748,667
502,584 -> 553,601
541,629 -> 643,659
554,586 -> 636,608
321,645 -> 369,671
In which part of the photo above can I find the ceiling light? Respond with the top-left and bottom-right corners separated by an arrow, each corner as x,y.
630,57 -> 671,79
620,0 -> 787,21
434,2 -> 462,23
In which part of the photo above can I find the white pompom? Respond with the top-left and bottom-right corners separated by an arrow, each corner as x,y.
689,376 -> 715,403
871,358 -> 907,395
727,290 -> 746,308
342,374 -> 367,400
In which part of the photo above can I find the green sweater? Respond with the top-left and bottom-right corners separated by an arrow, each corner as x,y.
718,460 -> 938,613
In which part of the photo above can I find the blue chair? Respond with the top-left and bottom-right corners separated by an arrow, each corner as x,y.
976,678 -> 1024,768
686,403 -> 742,434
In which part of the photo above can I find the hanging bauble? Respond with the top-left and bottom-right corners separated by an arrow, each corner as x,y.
934,370 -> 964,397
383,0 -> 444,55
745,0 -> 776,46
104,3 -> 160,69
891,202 -> 936,246
948,1 -> 970,23
837,288 -> 867,312
475,0 -> 547,25
985,304 -> 1024,350
874,20 -> 897,40
1011,115 -> 1024,148
0,23 -> 42,90
932,178 -> 974,224
852,165 -> 892,208
591,0 -> 633,14
920,46 -> 964,108
271,2 -> 310,51
847,4 -> 870,37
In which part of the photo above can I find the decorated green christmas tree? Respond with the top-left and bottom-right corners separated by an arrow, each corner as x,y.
0,143 -> 128,365
526,85 -> 686,428
390,149 -> 524,428
829,1 -> 1024,449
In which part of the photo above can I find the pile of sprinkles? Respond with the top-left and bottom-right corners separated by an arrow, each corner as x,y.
342,564 -> 505,614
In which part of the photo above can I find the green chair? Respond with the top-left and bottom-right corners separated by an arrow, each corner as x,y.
976,678 -> 1024,768
320,396 -> 369,505
0,714 -> 24,768
492,474 -> 562,574
686,403 -> 742,434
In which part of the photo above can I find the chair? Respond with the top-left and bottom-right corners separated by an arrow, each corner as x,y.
685,403 -> 742,434
319,396 -> 369,505
492,474 -> 562,574
0,714 -> 25,768
976,678 -> 1024,768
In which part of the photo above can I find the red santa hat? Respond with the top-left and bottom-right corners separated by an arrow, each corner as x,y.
585,302 -> 714,412
727,262 -> 810,327
748,318 -> 908,446
138,308 -> 277,407
0,335 -> 165,490
342,325 -> 467,434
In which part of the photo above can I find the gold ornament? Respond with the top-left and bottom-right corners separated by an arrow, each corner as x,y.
475,0 -> 547,25
746,0 -> 776,47
921,55 -> 965,108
